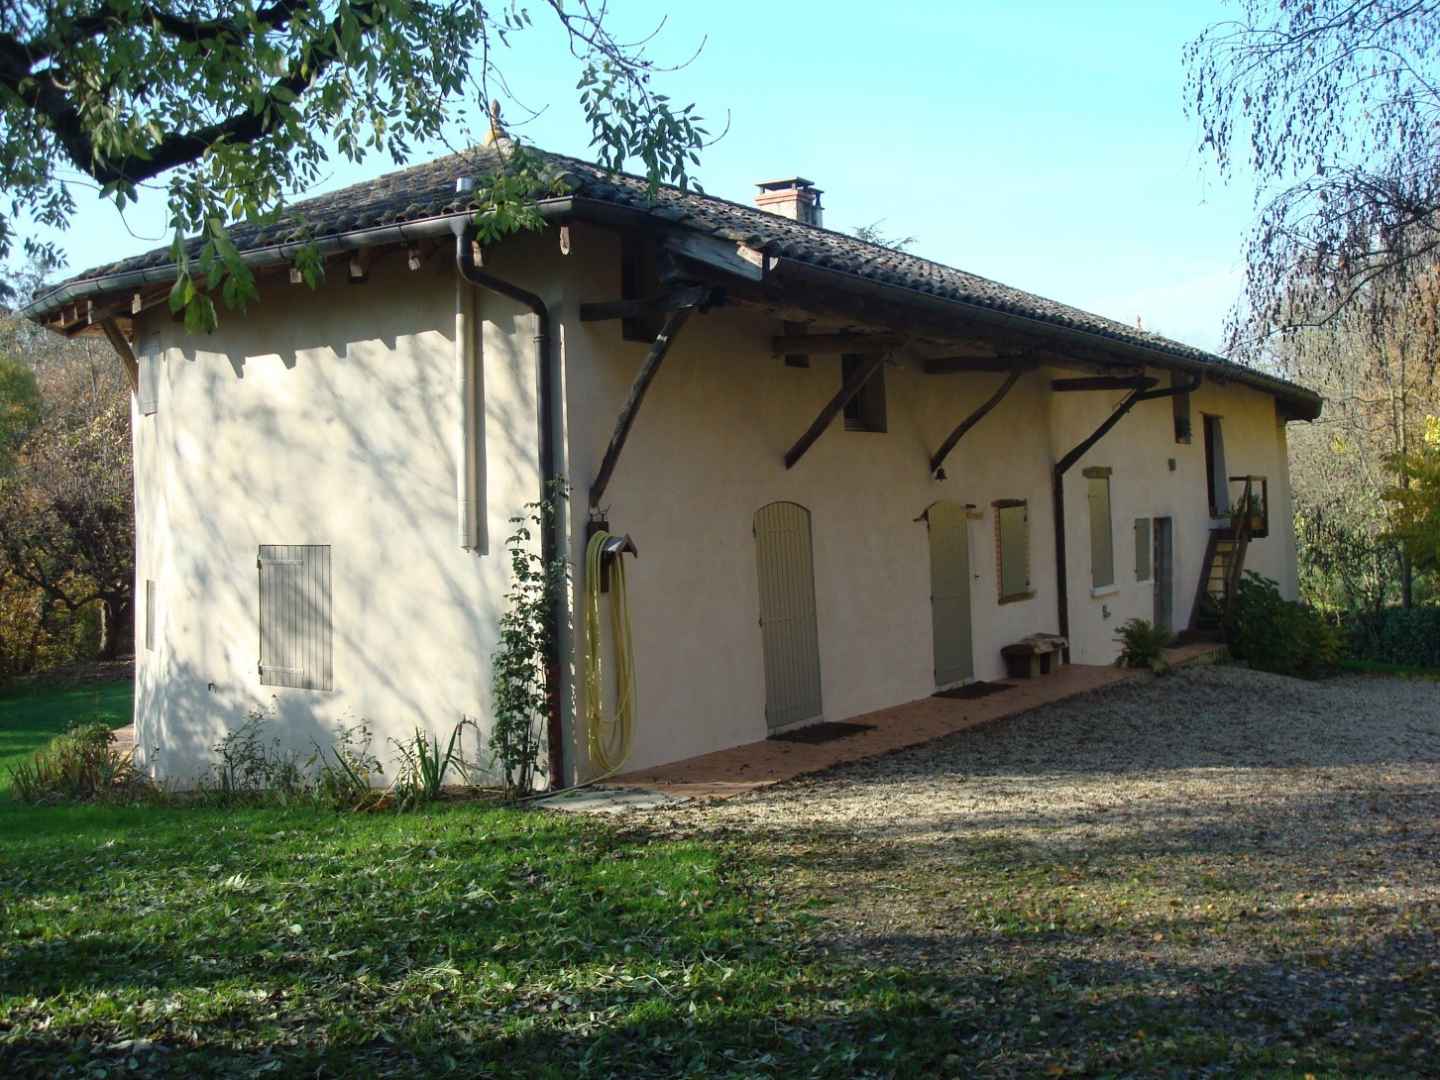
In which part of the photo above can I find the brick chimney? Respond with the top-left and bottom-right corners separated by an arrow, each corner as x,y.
754,178 -> 824,226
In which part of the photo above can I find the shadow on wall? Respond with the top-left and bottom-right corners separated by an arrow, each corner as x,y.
144,276 -> 546,787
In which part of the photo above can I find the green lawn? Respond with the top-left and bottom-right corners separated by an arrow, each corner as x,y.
0,682 -> 957,1077
1,678 -> 1431,1076
0,800 -> 967,1077
0,679 -> 132,791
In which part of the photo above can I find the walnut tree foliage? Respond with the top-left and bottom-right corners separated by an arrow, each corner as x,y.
1185,0 -> 1440,356
0,1 -> 710,330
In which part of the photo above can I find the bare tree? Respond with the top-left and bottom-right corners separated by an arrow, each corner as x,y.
1186,1 -> 1440,356
1284,270 -> 1440,609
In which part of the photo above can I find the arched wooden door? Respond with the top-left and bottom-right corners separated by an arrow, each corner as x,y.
927,500 -> 975,687
754,501 -> 823,730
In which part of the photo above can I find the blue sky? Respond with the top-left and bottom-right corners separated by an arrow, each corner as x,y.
28,1 -> 1255,352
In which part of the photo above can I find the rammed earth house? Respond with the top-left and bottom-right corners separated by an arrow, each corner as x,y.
23,139 -> 1321,786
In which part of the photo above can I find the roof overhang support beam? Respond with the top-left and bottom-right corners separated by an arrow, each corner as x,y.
589,286 -> 723,511
770,331 -> 903,355
1051,373 -> 1203,646
929,367 -> 1025,478
1051,375 -> 1157,392
784,351 -> 888,470
98,318 -> 139,395
924,354 -> 1037,374
580,284 -> 718,323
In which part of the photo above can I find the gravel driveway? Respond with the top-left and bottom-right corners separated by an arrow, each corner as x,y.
654,664 -> 1440,1074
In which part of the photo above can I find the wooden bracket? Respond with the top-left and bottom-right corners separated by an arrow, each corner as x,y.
1051,375 -> 1158,392
581,284 -> 721,323
929,367 -> 1024,477
99,318 -> 140,395
771,331 -> 902,356
924,354 -> 1037,374
783,351 -> 888,470
589,289 -> 719,509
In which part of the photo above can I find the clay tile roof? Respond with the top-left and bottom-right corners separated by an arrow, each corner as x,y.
33,143 -> 1319,415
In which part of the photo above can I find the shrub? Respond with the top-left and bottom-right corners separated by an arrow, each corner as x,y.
1113,618 -> 1172,673
1346,606 -> 1440,669
490,483 -> 568,797
8,718 -> 148,804
198,711 -> 309,805
1226,572 -> 1346,679
310,721 -> 385,811
389,721 -> 477,810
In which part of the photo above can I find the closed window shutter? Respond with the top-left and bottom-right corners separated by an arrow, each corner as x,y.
1134,518 -> 1152,581
258,545 -> 332,691
1087,475 -> 1114,588
998,503 -> 1029,599
137,340 -> 159,416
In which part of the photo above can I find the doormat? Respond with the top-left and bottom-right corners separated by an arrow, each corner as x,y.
933,681 -> 1013,701
770,721 -> 877,745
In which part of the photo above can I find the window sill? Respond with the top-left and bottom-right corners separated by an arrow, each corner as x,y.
1090,584 -> 1120,598
998,590 -> 1035,605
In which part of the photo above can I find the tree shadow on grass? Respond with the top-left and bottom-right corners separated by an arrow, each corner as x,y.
2,927 -> 1435,1078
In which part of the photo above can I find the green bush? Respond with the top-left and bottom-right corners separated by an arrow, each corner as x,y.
8,718 -> 148,804
1226,572 -> 1346,679
1347,606 -> 1440,668
1113,618 -> 1172,672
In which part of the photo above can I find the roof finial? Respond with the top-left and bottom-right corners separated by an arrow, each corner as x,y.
483,99 -> 506,146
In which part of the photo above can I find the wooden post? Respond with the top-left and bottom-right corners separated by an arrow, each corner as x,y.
783,352 -> 887,469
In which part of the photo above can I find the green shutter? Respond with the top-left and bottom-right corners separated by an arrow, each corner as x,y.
1087,476 -> 1114,589
998,503 -> 1029,599
1134,518 -> 1152,581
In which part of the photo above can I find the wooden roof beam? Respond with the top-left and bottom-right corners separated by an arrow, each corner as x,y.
770,331 -> 904,355
1051,375 -> 1158,392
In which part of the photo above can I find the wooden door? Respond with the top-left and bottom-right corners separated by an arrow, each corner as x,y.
928,500 -> 975,687
754,502 -> 823,730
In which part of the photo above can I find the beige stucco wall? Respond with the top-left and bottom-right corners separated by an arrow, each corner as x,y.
130,222 -> 1303,784
1048,373 -> 1299,665
557,227 -> 1302,777
131,250 -> 549,782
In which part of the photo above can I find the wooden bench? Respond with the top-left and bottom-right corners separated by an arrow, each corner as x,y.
1000,633 -> 1070,679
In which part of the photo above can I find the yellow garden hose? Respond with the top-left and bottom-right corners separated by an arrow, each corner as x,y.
584,530 -> 635,778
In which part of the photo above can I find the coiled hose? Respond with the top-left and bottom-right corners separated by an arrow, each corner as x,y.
584,530 -> 635,777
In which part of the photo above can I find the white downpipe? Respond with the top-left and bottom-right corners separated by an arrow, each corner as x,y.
455,277 -> 484,552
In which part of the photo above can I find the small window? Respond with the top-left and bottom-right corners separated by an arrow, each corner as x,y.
841,353 -> 887,433
1134,518 -> 1152,582
1084,468 -> 1114,590
145,579 -> 156,652
258,544 -> 333,691
994,500 -> 1030,602
1172,376 -> 1192,443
